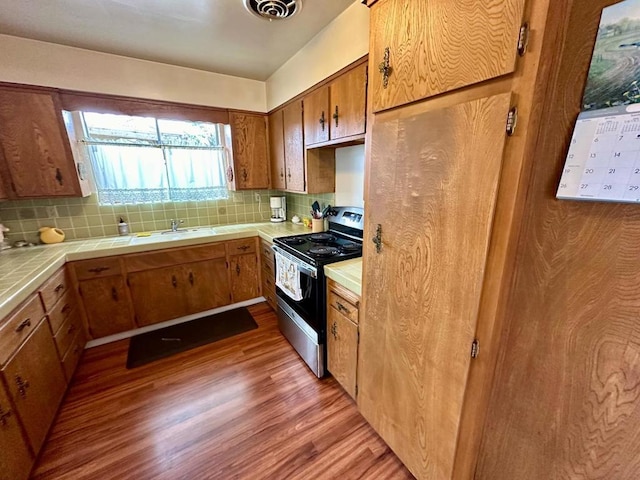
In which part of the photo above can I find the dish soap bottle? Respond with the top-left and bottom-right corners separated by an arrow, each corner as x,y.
118,218 -> 129,236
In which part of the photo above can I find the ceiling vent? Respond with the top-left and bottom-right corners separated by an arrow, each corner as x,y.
243,0 -> 302,20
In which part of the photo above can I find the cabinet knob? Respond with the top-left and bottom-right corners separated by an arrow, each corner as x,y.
287,168 -> 292,179
54,283 -> 65,293
15,376 -> 30,399
189,271 -> 194,286
378,47 -> 392,89
172,275 -> 178,288
236,264 -> 241,276
55,167 -> 64,186
319,111 -> 326,132
111,287 -> 119,301
280,168 -> 284,179
333,105 -> 339,128
242,169 -> 248,182
14,318 -> 31,333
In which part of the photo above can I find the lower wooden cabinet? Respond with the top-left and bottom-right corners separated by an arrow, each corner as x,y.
185,259 -> 231,314
260,238 -> 277,311
326,279 -> 360,399
230,253 -> 260,303
78,275 -> 135,337
2,317 -> 66,454
0,381 -> 32,480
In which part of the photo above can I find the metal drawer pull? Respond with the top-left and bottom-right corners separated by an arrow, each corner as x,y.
67,324 -> 76,335
15,318 -> 31,333
111,287 -> 118,301
237,245 -> 250,251
319,111 -> 326,131
172,275 -> 178,288
336,302 -> 351,315
88,266 -> 110,274
15,376 -> 30,399
61,304 -> 71,314
333,105 -> 339,127
0,406 -> 12,426
54,283 -> 65,293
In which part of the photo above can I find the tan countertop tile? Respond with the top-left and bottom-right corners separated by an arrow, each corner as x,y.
0,222 -> 308,320
324,258 -> 363,297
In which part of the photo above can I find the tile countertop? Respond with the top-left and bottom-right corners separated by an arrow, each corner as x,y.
0,222 -> 309,320
324,258 -> 363,297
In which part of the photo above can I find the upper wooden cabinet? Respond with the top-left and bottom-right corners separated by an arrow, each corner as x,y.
0,87 -> 87,198
282,101 -> 306,192
268,109 -> 286,190
304,63 -> 368,146
369,0 -> 525,112
227,112 -> 270,190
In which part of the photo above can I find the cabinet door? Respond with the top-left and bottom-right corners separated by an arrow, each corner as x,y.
0,381 -> 33,480
128,266 -> 189,327
268,110 -> 286,190
370,0 -> 525,112
330,63 -> 367,140
185,259 -> 231,314
229,254 -> 260,303
283,100 -> 305,192
327,306 -> 358,399
359,93 -> 512,479
79,276 -> 135,338
2,318 -> 66,454
303,86 -> 330,146
0,89 -> 81,197
229,112 -> 270,190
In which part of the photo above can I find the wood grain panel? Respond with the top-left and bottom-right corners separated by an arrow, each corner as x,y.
72,256 -> 122,281
32,304 -> 413,480
370,0 -> 525,112
78,276 -> 135,338
185,259 -> 231,314
128,266 -> 189,327
39,267 -> 70,312
52,308 -> 82,359
305,148 -> 336,194
229,112 -> 270,190
230,253 -> 260,303
268,110 -> 286,190
328,289 -> 359,324
0,89 -> 81,197
2,318 -> 66,454
283,100 -> 306,192
226,237 -> 257,256
0,380 -> 33,480
359,92 -> 512,479
47,289 -> 76,335
61,330 -> 85,383
327,305 -> 359,399
330,63 -> 367,140
124,243 -> 226,273
0,294 -> 45,365
475,1 -> 640,478
303,86 -> 330,146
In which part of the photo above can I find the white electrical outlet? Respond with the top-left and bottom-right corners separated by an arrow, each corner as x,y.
254,192 -> 260,202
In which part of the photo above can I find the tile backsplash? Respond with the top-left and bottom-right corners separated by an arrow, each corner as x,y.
284,193 -> 335,221
0,191 -> 281,243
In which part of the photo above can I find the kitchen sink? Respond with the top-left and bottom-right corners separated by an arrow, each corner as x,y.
128,227 -> 216,244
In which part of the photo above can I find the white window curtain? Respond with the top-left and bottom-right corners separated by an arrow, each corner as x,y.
75,112 -> 229,205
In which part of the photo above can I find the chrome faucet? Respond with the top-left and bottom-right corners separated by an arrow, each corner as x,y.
170,219 -> 184,232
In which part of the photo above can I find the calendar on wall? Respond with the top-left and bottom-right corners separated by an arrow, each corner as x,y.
556,106 -> 640,203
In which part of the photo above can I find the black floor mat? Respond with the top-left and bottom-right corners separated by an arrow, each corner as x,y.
126,307 -> 258,368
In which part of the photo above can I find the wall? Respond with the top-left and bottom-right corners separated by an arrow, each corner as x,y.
0,192 -> 277,244
265,2 -> 369,111
0,34 -> 267,112
335,145 -> 365,207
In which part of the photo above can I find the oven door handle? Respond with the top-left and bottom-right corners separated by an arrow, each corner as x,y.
271,245 -> 317,279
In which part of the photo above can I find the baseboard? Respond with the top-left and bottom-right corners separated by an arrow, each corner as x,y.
85,297 -> 266,349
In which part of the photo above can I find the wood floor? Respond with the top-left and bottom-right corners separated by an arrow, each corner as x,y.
32,303 -> 413,480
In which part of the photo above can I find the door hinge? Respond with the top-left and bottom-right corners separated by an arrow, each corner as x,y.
506,107 -> 518,137
471,339 -> 480,359
517,22 -> 529,57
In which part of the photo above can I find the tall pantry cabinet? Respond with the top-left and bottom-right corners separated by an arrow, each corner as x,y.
358,0 -> 567,478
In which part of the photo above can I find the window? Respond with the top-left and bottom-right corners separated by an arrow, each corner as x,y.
71,111 -> 229,205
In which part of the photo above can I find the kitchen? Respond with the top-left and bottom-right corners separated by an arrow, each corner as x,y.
1,0 -> 640,479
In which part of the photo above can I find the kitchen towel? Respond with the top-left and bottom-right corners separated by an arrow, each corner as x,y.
275,251 -> 303,301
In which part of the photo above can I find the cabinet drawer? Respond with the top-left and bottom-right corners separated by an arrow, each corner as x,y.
47,289 -> 76,335
73,256 -> 122,280
227,237 -> 257,255
260,239 -> 274,262
327,290 -> 359,324
39,268 -> 70,311
262,259 -> 274,280
0,294 -> 45,365
125,243 -> 226,272
53,308 -> 82,358
61,330 -> 85,383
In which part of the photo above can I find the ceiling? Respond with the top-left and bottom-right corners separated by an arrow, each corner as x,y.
0,0 -> 354,81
